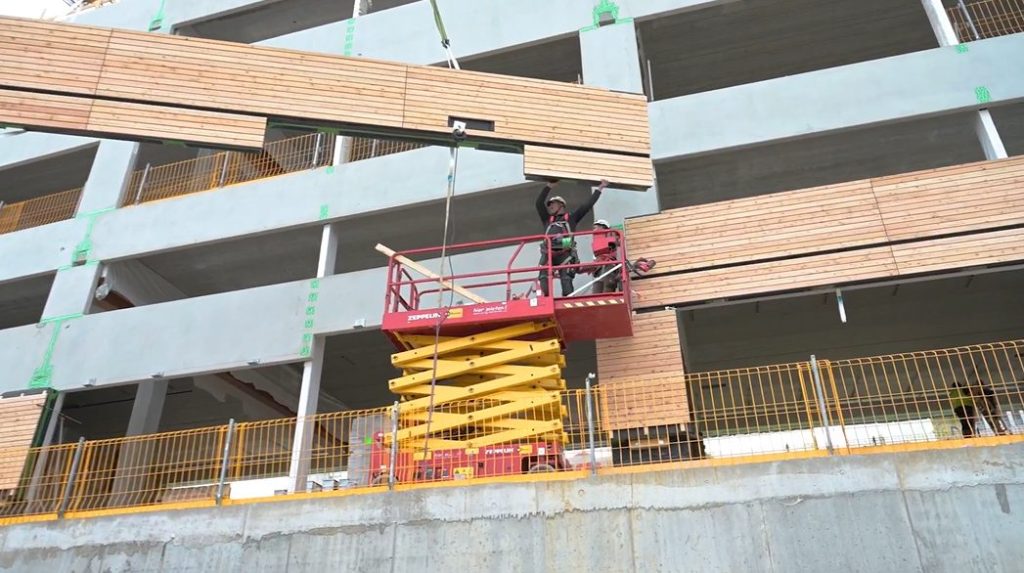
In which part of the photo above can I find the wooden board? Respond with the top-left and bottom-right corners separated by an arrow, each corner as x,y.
598,372 -> 689,431
891,227 -> 1024,275
523,145 -> 653,190
0,88 -> 92,132
88,100 -> 267,148
626,179 -> 885,274
874,156 -> 1024,241
596,311 -> 689,430
0,392 -> 47,491
0,88 -> 265,149
0,16 -> 652,189
636,247 -> 900,308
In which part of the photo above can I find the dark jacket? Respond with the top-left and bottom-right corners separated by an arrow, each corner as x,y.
535,185 -> 602,232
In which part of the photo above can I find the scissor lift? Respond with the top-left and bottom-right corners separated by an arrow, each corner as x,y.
373,231 -> 633,483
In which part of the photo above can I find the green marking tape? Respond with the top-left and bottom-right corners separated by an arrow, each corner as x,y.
319,204 -> 330,220
581,0 -> 631,32
149,0 -> 167,32
343,18 -> 357,57
299,276 -> 322,357
955,44 -> 969,54
29,318 -> 78,389
975,86 -> 991,104
70,209 -> 113,265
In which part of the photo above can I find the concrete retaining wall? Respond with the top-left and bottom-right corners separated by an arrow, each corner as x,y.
2,443 -> 1022,572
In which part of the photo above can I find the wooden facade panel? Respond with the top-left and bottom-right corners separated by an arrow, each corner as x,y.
596,310 -> 688,431
523,145 -> 653,190
598,372 -> 689,431
98,31 -> 409,128
0,89 -> 92,132
627,180 -> 886,274
88,100 -> 267,149
0,17 -> 652,183
891,227 -> 1024,275
874,157 -> 1024,241
0,18 -> 110,95
403,66 -> 650,155
597,310 -> 683,380
636,247 -> 899,308
0,393 -> 47,491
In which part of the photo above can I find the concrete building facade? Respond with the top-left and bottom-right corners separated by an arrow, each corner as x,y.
1,0 -> 1023,456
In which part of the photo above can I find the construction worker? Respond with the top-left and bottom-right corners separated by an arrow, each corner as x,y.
589,219 -> 620,294
973,379 -> 1008,435
535,179 -> 608,296
949,381 -> 977,438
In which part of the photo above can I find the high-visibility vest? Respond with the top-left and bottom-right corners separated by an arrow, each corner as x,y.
949,387 -> 974,408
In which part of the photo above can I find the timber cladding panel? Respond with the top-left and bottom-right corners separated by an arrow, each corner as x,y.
628,156 -> 1024,308
0,17 -> 652,188
596,311 -> 689,430
0,393 -> 47,491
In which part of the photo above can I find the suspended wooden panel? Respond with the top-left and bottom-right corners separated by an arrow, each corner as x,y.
88,100 -> 267,149
404,67 -> 651,155
523,145 -> 654,190
0,16 -> 652,189
0,88 -> 266,149
873,156 -> 1024,241
597,310 -> 683,380
627,179 -> 886,274
98,30 -> 409,128
636,247 -> 900,308
0,89 -> 92,132
891,227 -> 1024,276
0,18 -> 110,96
0,392 -> 47,491
597,310 -> 688,431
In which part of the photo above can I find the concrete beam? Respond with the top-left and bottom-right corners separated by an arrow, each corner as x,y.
0,132 -> 98,172
0,245 -> 517,394
650,33 -> 1024,161
0,147 -> 524,286
40,264 -> 101,320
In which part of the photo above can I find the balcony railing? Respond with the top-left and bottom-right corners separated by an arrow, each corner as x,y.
948,0 -> 1024,42
0,188 -> 82,235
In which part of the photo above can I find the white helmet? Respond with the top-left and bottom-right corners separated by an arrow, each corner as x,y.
593,219 -> 610,228
546,195 -> 566,206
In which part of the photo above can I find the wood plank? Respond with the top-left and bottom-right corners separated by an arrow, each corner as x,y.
0,89 -> 92,132
88,100 -> 267,148
523,145 -> 652,190
891,228 -> 1024,275
635,247 -> 899,308
0,392 -> 47,490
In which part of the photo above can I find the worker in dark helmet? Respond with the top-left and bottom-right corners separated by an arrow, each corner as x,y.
535,179 -> 608,296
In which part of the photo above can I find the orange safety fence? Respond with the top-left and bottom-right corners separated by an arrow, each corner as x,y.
2,339 -> 1022,524
948,0 -> 1024,42
0,188 -> 82,235
0,133 -> 428,235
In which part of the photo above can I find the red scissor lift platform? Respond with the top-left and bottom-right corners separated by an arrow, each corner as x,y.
371,231 -> 633,484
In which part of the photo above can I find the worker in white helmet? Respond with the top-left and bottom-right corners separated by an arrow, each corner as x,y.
589,219 -> 620,294
535,179 -> 608,296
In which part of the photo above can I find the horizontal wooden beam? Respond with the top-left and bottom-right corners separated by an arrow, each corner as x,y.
0,16 -> 652,190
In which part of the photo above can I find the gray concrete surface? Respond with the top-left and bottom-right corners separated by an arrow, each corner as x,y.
1,443 -> 1021,572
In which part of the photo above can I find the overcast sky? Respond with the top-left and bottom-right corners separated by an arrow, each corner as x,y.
0,0 -> 75,19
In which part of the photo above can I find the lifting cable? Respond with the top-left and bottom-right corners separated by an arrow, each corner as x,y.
420,0 -> 463,459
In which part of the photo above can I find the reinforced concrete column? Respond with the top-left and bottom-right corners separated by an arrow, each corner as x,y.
287,223 -> 340,493
579,20 -> 659,226
109,379 -> 168,506
76,140 -> 139,215
920,0 -> 1009,160
333,0 -> 369,166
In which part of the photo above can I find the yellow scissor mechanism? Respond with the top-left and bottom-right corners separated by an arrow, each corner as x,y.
387,320 -> 567,451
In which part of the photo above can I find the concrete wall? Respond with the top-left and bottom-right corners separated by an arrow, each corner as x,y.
2,443 -> 1022,572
